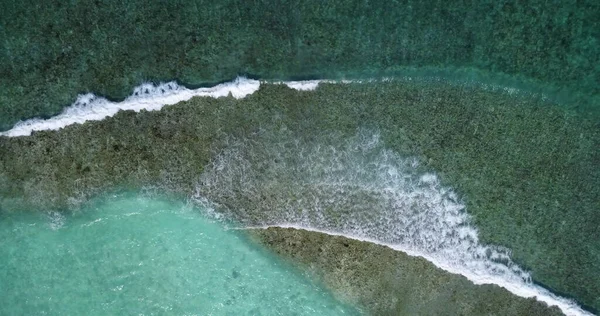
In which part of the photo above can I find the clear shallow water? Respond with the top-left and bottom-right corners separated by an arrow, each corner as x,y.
0,193 -> 358,315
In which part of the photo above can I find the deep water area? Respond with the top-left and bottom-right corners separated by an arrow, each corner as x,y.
1,0 -> 599,130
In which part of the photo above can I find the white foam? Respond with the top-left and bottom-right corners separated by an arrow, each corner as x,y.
195,129 -> 591,316
246,224 -> 589,316
0,77 -> 349,137
0,77 -> 590,315
0,77 -> 261,137
284,80 -> 323,91
46,211 -> 66,231
1,75 -> 548,138
282,79 -> 358,91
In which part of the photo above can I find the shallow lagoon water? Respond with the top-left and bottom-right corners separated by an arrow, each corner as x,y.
0,193 -> 358,315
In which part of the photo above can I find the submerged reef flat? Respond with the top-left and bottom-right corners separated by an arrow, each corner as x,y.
0,81 -> 598,313
1,0 -> 599,130
0,194 -> 361,315
248,227 -> 563,316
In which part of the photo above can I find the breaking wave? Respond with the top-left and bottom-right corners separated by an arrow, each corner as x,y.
0,75 -> 536,138
1,75 -> 590,315
194,128 -> 590,316
0,78 -> 261,137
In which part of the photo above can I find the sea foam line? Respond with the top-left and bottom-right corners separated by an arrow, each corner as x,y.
195,129 -> 591,316
0,77 -> 262,137
1,76 -> 531,138
1,77 -> 589,315
243,224 -> 590,316
1,78 -> 343,137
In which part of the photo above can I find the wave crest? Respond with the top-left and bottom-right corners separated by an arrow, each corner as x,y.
194,127 -> 589,316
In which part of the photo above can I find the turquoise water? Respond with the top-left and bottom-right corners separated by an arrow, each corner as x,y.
0,193 -> 358,315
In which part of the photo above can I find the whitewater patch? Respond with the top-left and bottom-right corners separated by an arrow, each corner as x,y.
0,77 -> 260,137
249,225 -> 588,316
0,78 -> 328,137
193,128 -> 590,316
280,79 -> 357,91
283,80 -> 323,91
0,76 -> 589,315
1,77 -> 359,137
0,76 -> 539,138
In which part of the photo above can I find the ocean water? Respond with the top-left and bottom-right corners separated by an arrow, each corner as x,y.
0,193 -> 359,315
1,0 -> 599,130
195,127 -> 590,316
1,1 -> 598,313
0,78 -> 596,315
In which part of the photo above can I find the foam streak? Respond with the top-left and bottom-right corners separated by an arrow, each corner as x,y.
1,76 -> 530,137
1,77 -> 589,315
0,78 -> 263,137
195,129 -> 590,316
244,224 -> 590,316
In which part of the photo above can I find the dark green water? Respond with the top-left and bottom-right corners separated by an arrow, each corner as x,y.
0,193 -> 359,315
1,0 -> 599,130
